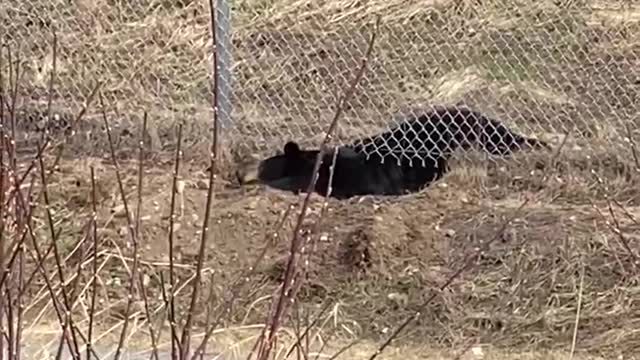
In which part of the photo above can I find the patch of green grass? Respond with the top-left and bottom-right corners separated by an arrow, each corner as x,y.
480,54 -> 532,82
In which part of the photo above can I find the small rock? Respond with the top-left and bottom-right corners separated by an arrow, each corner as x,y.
142,274 -> 150,287
176,180 -> 186,194
111,204 -> 126,217
246,199 -> 259,210
471,346 -> 484,358
196,180 -> 209,189
387,292 -> 408,306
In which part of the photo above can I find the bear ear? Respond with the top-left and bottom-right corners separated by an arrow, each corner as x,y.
283,141 -> 301,157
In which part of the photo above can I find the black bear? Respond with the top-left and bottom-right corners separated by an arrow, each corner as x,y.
236,106 -> 550,199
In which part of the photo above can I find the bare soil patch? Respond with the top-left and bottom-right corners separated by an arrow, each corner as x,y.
19,144 -> 638,358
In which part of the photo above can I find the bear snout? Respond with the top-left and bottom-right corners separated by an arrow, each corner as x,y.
236,161 -> 261,185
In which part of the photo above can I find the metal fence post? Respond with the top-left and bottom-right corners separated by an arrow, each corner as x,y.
214,0 -> 232,131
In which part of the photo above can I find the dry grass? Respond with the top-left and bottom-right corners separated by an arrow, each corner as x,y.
1,0 -> 640,359
20,322 -> 622,360
14,144 -> 638,358
2,0 -> 638,158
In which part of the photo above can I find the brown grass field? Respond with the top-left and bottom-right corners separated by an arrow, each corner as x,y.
1,0 -> 640,359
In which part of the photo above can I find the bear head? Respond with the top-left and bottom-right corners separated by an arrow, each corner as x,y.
236,141 -> 319,193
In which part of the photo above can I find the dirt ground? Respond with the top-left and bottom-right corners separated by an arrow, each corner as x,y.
17,137 -> 634,359
3,0 -> 640,358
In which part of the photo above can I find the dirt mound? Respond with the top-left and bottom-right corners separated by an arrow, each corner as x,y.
28,146 -> 639,357
210,184 -> 639,354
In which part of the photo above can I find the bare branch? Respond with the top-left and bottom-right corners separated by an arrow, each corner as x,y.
99,93 -> 142,360
191,205 -> 295,360
87,166 -> 99,360
251,15 -> 381,360
179,0 -> 224,355
37,139 -> 82,360
139,273 -> 160,360
625,123 -> 639,171
168,124 -> 183,359
364,125 -> 571,360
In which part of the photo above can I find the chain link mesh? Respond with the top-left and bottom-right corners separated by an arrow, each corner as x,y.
2,0 -> 227,156
231,0 -> 639,165
2,0 -> 639,165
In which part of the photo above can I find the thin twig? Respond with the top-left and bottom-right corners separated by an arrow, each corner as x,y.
0,47 -> 29,360
611,199 -> 640,227
364,126 -> 571,360
280,145 -> 340,347
624,123 -> 639,170
569,263 -> 585,359
590,172 -> 639,271
6,288 -> 14,360
168,123 -> 183,359
8,48 -> 20,160
196,271 -> 217,360
190,205 -> 295,360
14,221 -> 24,360
63,230 -> 88,359
535,129 -> 570,191
135,112 -> 147,238
605,200 -> 639,270
180,0 -> 223,355
451,338 -> 481,360
0,43 -> 6,360
0,228 -> 31,292
158,271 -> 182,352
291,300 -> 306,360
283,301 -> 332,360
48,82 -> 101,174
1,80 -> 101,229
139,273 -> 160,360
41,30 -> 58,147
252,16 -> 381,360
99,92 -> 143,360
17,193 -> 78,359
87,166 -> 99,360
14,226 -> 67,303
325,339 -> 362,360
13,39 -> 57,360
37,148 -> 82,360
367,199 -> 530,360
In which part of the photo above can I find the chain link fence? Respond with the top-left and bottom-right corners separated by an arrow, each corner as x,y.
1,0 -> 230,157
1,0 -> 639,165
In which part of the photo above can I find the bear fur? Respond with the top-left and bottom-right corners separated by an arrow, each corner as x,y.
236,106 -> 550,199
